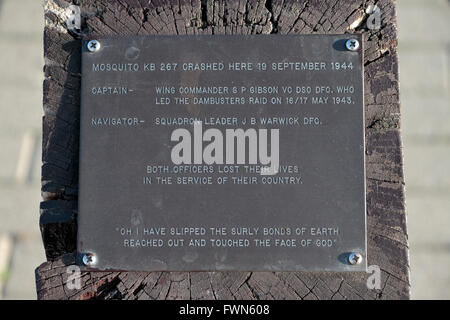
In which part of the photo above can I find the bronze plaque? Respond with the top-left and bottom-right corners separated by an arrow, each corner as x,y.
78,35 -> 366,271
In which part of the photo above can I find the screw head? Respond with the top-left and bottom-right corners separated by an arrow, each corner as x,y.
346,39 -> 360,51
348,252 -> 363,265
87,40 -> 100,52
82,253 -> 97,266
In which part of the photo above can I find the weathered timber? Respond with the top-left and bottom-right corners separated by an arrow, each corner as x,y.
37,0 -> 409,299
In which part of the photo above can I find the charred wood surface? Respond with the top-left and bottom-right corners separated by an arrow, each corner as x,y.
37,0 -> 409,300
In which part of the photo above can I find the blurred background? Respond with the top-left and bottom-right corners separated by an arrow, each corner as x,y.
397,0 -> 450,299
0,0 -> 45,299
0,0 -> 448,299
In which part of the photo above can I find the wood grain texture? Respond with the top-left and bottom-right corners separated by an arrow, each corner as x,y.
37,0 -> 410,299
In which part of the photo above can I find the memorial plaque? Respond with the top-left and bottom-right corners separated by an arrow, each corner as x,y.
78,35 -> 366,272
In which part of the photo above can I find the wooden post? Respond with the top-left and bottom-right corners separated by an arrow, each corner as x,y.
37,0 -> 409,300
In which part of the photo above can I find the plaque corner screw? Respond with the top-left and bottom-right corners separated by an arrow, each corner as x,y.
345,39 -> 360,51
348,252 -> 363,265
87,39 -> 101,52
82,253 -> 97,266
